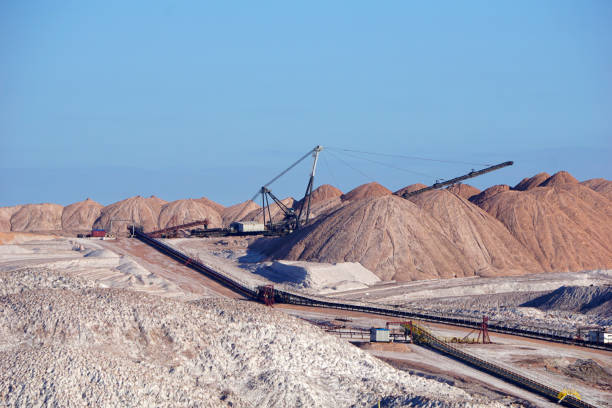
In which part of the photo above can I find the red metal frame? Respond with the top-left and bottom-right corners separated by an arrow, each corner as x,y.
479,316 -> 491,344
259,284 -> 275,306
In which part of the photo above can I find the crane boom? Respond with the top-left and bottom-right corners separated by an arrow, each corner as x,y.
399,161 -> 514,199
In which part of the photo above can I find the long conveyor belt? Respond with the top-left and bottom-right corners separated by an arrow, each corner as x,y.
133,230 -> 605,408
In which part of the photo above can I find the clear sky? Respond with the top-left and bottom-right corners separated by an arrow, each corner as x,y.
1,1 -> 610,207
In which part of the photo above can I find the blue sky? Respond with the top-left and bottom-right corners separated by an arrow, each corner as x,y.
1,1 -> 610,206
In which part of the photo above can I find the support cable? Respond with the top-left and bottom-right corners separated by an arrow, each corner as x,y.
334,149 -> 437,179
327,147 -> 491,167
326,149 -> 375,181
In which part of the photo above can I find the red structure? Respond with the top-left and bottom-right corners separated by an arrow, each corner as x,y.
91,229 -> 106,238
462,315 -> 492,344
258,285 -> 275,306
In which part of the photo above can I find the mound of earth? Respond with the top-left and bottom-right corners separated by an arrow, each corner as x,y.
538,170 -> 579,187
241,197 -> 296,223
409,190 -> 541,276
196,196 -> 225,214
61,198 -> 103,232
221,200 -> 260,226
562,359 -> 612,390
10,203 -> 64,232
94,196 -> 165,233
521,285 -> 612,314
294,184 -> 345,221
341,182 -> 392,201
256,260 -> 380,293
445,183 -> 480,200
582,178 -> 612,200
394,183 -> 427,196
469,185 -> 511,206
0,270 -> 486,407
513,172 -> 551,191
256,195 -> 540,281
475,176 -> 612,272
0,205 -> 22,231
307,184 -> 343,204
158,199 -> 222,229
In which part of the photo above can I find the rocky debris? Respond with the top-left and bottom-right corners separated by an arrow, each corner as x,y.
513,172 -> 551,191
475,176 -> 612,272
538,170 -> 579,187
94,196 -> 165,233
61,198 -> 103,232
341,182 -> 392,201
158,199 -> 222,229
522,285 -> 612,315
0,206 -> 21,231
256,195 -> 540,281
0,270 -> 493,407
222,200 -> 261,226
561,359 -> 612,390
582,178 -> 612,200
10,203 -> 63,232
445,183 -> 480,200
0,267 -> 97,296
394,184 -> 427,196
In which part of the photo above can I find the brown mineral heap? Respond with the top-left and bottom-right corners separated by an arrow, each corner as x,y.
61,198 -> 103,232
513,172 -> 551,191
469,185 -> 511,206
341,182 -> 392,201
445,183 -> 481,200
222,200 -> 260,226
158,199 -> 222,229
581,178 -> 612,200
196,196 -> 225,215
538,170 -> 579,187
94,196 -> 165,233
394,183 -> 427,196
308,184 -> 343,205
10,203 -> 64,232
293,184 -> 344,220
410,190 -> 541,276
258,194 -> 540,281
475,173 -> 612,272
0,205 -> 22,231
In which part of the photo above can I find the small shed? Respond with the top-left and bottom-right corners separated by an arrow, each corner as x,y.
370,328 -> 390,343
588,328 -> 612,344
233,221 -> 265,233
91,229 -> 106,238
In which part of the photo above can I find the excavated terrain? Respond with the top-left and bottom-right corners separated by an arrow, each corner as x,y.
256,194 -> 540,281
0,266 -> 499,407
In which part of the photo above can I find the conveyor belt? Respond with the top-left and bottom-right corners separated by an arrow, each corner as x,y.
409,323 -> 597,408
133,229 -> 256,298
133,230 -> 606,407
133,229 -> 611,351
